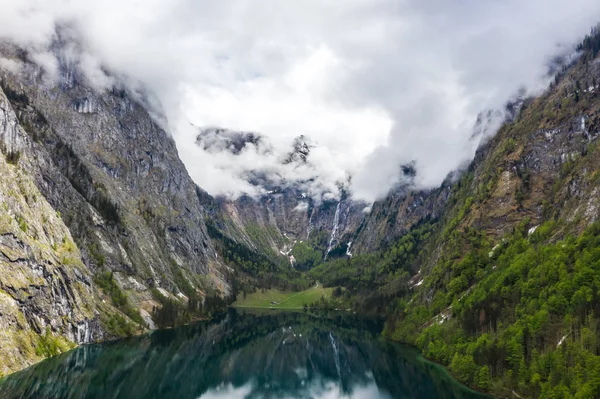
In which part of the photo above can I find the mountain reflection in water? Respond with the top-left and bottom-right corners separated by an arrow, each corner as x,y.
0,309 -> 491,399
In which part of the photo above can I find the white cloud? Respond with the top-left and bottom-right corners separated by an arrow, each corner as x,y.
29,51 -> 60,84
0,57 -> 21,74
0,0 -> 599,202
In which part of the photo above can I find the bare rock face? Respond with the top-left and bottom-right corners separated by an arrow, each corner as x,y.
196,127 -> 265,156
201,185 -> 367,263
0,87 -> 101,375
0,48 -> 227,373
0,51 -> 220,282
194,127 -> 367,262
352,185 -> 452,254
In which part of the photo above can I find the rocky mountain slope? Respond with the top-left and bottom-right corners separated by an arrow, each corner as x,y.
0,85 -> 105,374
201,187 -> 365,266
308,30 -> 600,398
0,120 -> 99,373
0,45 -> 229,374
195,127 -> 460,270
195,128 -> 367,267
2,25 -> 600,398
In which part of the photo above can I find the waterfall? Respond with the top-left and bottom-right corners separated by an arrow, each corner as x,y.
346,241 -> 353,258
329,332 -> 341,380
75,98 -> 96,114
325,202 -> 341,260
582,116 -> 591,141
76,321 -> 91,344
307,209 -> 314,239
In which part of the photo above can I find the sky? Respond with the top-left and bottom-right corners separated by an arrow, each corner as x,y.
1,1 -> 600,202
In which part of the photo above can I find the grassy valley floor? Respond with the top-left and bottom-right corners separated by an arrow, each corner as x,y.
233,282 -> 333,309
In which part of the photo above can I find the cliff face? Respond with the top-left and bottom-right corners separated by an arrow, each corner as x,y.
195,127 -> 368,263
0,87 -> 101,375
337,47 -> 600,260
0,54 -> 219,281
429,50 -> 600,251
0,48 -> 228,374
201,187 -> 366,264
351,184 -> 452,254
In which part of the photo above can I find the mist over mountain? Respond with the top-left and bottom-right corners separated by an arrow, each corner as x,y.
2,1 -> 600,202
3,3 -> 600,397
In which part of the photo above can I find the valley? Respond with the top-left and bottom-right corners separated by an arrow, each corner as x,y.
232,282 -> 333,309
0,9 -> 600,399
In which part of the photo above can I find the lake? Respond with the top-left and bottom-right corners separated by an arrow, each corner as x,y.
0,309 -> 492,399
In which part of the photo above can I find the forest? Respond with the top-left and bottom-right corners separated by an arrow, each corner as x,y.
384,220 -> 600,398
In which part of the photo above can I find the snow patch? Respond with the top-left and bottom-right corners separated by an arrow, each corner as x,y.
73,98 -> 97,114
294,201 -> 309,212
432,308 -> 452,325
177,292 -> 188,301
279,240 -> 297,260
157,287 -> 173,299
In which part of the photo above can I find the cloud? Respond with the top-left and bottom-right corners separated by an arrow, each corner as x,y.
0,57 -> 21,74
0,0 -> 599,202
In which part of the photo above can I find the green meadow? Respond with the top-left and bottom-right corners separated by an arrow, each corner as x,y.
233,282 -> 333,309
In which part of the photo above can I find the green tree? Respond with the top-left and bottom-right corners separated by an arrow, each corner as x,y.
450,353 -> 477,384
478,365 -> 491,390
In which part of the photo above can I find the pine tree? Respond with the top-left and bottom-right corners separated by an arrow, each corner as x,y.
478,365 -> 491,390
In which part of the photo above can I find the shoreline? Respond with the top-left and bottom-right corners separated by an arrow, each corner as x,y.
1,307 -> 509,399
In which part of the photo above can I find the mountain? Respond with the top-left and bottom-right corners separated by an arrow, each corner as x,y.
309,29 -> 600,398
0,41 -> 370,375
196,127 -> 265,156
195,128 -> 367,270
2,25 -> 600,399
0,44 -> 231,374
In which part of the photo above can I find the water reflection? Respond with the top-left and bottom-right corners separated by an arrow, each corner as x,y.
0,309 -> 490,399
197,379 -> 388,399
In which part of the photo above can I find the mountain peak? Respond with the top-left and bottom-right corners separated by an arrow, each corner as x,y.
196,127 -> 266,156
285,135 -> 313,164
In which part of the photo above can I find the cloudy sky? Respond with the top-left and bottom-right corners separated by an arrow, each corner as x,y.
1,1 -> 600,202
